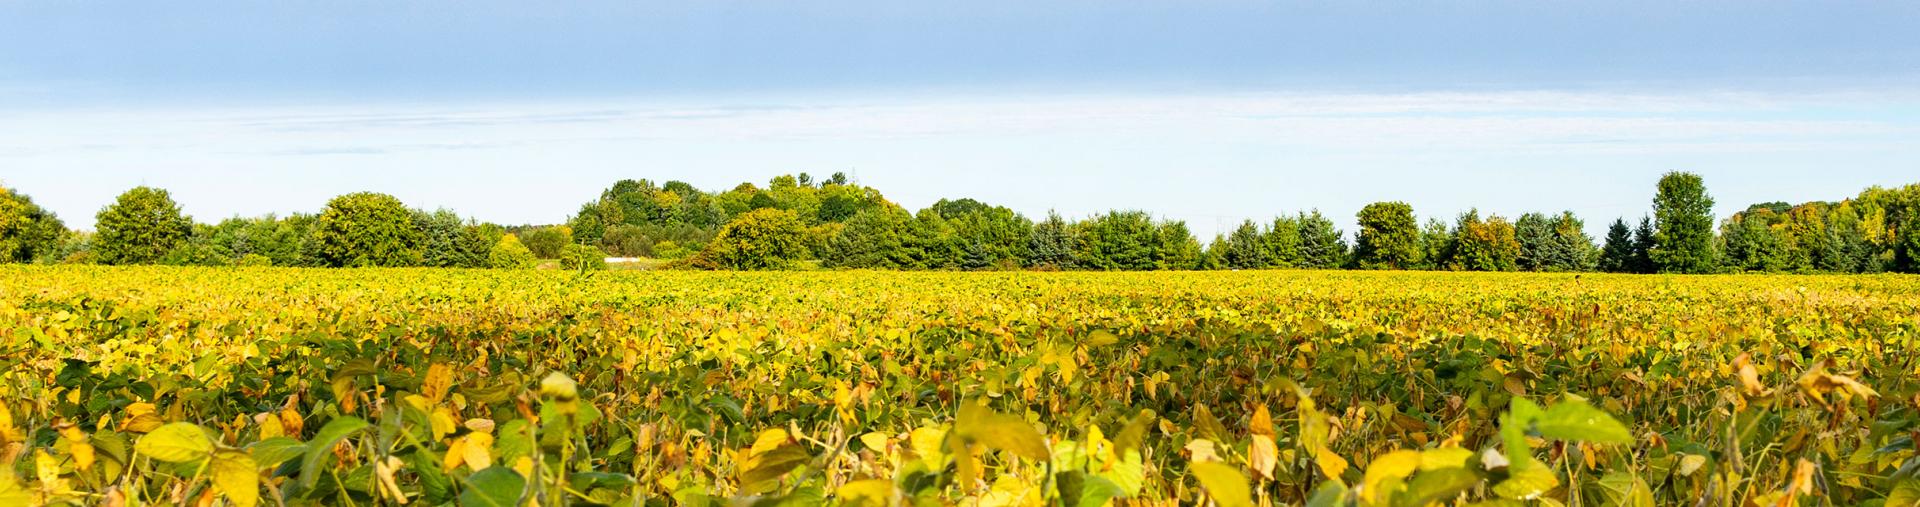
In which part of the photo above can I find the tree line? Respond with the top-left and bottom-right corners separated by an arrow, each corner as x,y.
3,171 -> 1919,273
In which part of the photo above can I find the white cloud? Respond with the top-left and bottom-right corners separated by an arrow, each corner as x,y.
2,90 -> 1916,239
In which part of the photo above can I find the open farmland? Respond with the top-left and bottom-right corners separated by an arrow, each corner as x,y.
3,267 -> 1920,506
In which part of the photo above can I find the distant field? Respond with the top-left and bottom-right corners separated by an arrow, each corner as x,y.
3,267 -> 1918,505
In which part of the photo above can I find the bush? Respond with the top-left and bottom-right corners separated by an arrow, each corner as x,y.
521,226 -> 572,259
559,244 -> 607,270
94,186 -> 193,265
488,234 -> 536,269
316,192 -> 423,267
690,209 -> 806,270
236,254 -> 273,267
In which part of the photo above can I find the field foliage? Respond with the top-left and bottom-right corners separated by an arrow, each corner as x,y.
2,267 -> 1919,506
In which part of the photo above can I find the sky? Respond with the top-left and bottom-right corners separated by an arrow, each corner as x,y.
3,0 -> 1918,240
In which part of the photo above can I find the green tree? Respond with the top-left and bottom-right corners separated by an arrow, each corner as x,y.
315,192 -> 423,267
1597,218 -> 1635,273
1719,207 -> 1787,272
1449,210 -> 1519,271
1265,216 -> 1303,267
691,208 -> 806,270
158,223 -> 228,266
1296,210 -> 1347,269
928,198 -> 1033,270
1026,211 -> 1077,269
824,206 -> 916,269
520,226 -> 572,259
1155,220 -> 1203,270
1353,202 -> 1421,269
0,184 -> 67,263
488,234 -> 536,268
94,186 -> 193,265
1220,220 -> 1271,269
1073,210 -> 1161,270
417,209 -> 493,268
1631,217 -> 1657,274
1417,218 -> 1452,270
1899,207 -> 1920,273
1514,213 -> 1553,271
1650,172 -> 1718,273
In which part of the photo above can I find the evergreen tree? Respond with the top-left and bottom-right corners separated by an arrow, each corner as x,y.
1631,217 -> 1657,274
1266,216 -> 1303,267
1296,210 -> 1347,269
1221,220 -> 1271,269
1597,218 -> 1635,273
1026,211 -> 1077,269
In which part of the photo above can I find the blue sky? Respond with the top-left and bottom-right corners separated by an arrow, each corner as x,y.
3,1 -> 1918,239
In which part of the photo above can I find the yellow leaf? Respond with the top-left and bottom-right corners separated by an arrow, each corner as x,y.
1315,447 -> 1350,480
255,413 -> 285,441
1360,450 -> 1421,503
751,429 -> 791,456
61,426 -> 95,472
1247,435 -> 1278,481
1190,461 -> 1253,507
837,479 -> 894,507
462,432 -> 494,471
1419,447 -> 1474,471
1249,405 -> 1275,436
211,450 -> 260,507
135,422 -> 214,463
1185,439 -> 1220,463
859,432 -> 890,453
954,402 -> 1050,461
443,436 -> 467,472
34,449 -> 60,487
910,427 -> 947,466
421,363 -> 454,405
429,410 -> 458,442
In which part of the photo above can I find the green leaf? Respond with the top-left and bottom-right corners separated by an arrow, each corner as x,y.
247,437 -> 307,469
1400,467 -> 1481,506
1499,398 -> 1544,470
1189,461 -> 1252,507
300,416 -> 370,488
457,467 -> 527,507
1072,474 -> 1124,507
135,422 -> 214,463
212,449 -> 261,507
1303,480 -> 1349,507
1537,399 -> 1633,444
1111,409 -> 1157,455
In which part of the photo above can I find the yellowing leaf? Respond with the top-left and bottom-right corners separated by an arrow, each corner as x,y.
61,426 -> 95,472
1247,435 -> 1278,481
135,422 -> 213,463
1360,450 -> 1420,503
1189,461 -> 1252,507
1249,404 -> 1275,436
463,432 -> 495,471
421,363 -> 454,405
211,450 -> 259,507
837,479 -> 894,507
954,402 -> 1049,461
